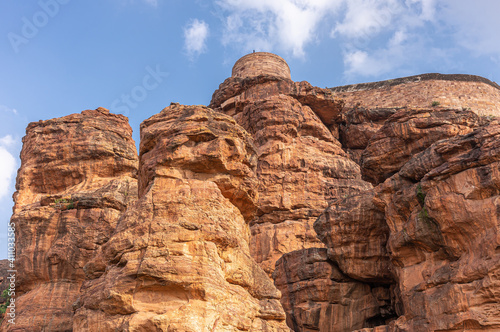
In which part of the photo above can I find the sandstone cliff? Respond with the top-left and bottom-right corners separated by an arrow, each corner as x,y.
2,108 -> 138,331
210,74 -> 370,276
73,104 -> 289,331
3,52 -> 500,332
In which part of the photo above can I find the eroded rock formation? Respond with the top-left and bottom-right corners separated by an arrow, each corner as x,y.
210,71 -> 370,275
338,107 -> 396,164
3,52 -> 500,332
373,118 -> 500,331
361,108 -> 481,184
3,108 -> 138,331
73,104 -> 289,331
274,248 -> 394,332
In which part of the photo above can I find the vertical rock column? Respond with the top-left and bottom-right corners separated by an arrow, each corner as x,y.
2,108 -> 138,332
73,104 -> 289,331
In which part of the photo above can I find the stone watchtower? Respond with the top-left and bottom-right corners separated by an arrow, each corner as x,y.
231,52 -> 291,79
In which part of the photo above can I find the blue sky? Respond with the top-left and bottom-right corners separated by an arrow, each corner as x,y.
1,0 -> 500,259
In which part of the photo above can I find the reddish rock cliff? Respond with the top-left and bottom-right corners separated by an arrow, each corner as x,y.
361,108 -> 481,185
3,53 -> 500,332
2,108 -> 138,332
373,118 -> 500,331
73,104 -> 289,331
274,248 -> 394,332
210,58 -> 369,275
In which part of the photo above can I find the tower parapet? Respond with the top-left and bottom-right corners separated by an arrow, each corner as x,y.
232,52 -> 291,79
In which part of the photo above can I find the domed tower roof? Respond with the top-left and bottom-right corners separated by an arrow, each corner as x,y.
232,52 -> 291,79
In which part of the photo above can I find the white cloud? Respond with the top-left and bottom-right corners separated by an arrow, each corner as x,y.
332,0 -> 440,79
184,19 -> 210,59
0,135 -> 15,147
0,136 -> 17,200
216,0 -> 436,63
332,0 -> 401,39
344,48 -> 396,78
215,0 -> 500,80
217,0 -> 343,57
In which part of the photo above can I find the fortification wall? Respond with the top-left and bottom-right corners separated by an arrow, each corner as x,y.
331,74 -> 500,117
232,52 -> 291,79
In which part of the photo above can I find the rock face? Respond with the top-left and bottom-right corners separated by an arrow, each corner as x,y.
73,104 -> 289,331
330,73 -> 500,117
314,190 -> 392,284
2,108 -> 138,332
210,58 -> 370,275
361,108 -> 481,185
273,248 -> 394,332
338,107 -> 396,164
4,52 -> 500,332
373,118 -> 500,331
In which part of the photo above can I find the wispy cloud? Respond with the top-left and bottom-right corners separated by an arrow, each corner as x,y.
332,0 -> 401,40
217,0 -> 343,58
184,19 -> 210,59
0,105 -> 18,115
331,0 -> 439,79
0,135 -> 15,147
0,135 -> 17,200
214,0 -> 500,80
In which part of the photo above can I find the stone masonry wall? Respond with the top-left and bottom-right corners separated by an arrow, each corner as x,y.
232,52 -> 291,79
331,74 -> 500,117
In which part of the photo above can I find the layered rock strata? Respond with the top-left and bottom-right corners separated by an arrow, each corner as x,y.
4,52 -> 500,332
373,118 -> 500,331
274,248 -> 394,332
314,190 -> 392,284
281,109 -> 500,332
210,73 -> 370,275
2,108 -> 138,332
73,104 -> 289,331
361,108 -> 481,184
338,107 -> 396,164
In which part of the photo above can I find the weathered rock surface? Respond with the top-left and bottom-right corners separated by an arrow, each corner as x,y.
13,108 -> 138,207
0,260 -> 9,297
374,118 -> 500,331
211,75 -> 370,275
314,190 -> 392,283
338,108 -> 397,164
361,108 -> 481,184
274,248 -> 395,332
73,104 -> 289,331
209,76 -> 344,128
1,108 -> 138,332
5,51 -> 500,332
